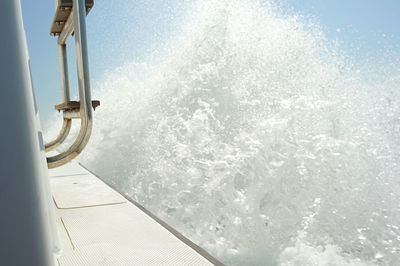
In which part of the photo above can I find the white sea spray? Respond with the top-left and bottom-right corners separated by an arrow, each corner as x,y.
47,0 -> 400,265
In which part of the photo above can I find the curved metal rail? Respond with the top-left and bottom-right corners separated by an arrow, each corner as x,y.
46,0 -> 96,169
45,118 -> 72,152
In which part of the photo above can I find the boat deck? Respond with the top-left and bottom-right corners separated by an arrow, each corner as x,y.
49,162 -> 220,266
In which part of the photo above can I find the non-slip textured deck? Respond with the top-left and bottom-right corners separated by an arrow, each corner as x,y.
49,162 -> 218,266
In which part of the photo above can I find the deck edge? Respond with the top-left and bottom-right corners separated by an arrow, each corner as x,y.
78,163 -> 225,266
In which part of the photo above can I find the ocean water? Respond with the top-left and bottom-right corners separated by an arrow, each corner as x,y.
48,0 -> 400,265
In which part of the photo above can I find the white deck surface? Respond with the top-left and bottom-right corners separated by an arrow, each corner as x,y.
49,162 -> 218,266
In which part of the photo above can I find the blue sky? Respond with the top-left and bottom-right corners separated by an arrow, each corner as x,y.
21,0 -> 400,123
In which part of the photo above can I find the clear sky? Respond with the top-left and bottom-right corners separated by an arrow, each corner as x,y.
20,0 -> 400,123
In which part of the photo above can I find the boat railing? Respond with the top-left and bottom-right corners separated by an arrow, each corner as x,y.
45,0 -> 99,169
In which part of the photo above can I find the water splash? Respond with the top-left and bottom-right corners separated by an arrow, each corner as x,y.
53,0 -> 400,265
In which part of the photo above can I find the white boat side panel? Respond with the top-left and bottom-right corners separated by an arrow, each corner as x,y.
0,1 -> 54,265
51,174 -> 126,208
51,162 -> 215,266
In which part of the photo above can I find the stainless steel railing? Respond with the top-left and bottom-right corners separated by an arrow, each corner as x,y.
45,0 -> 98,169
